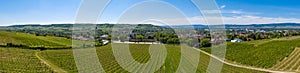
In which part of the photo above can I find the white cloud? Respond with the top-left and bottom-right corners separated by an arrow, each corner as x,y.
230,10 -> 243,14
100,15 -> 300,25
221,10 -> 260,15
220,5 -> 226,9
158,15 -> 300,25
202,10 -> 221,14
187,15 -> 300,24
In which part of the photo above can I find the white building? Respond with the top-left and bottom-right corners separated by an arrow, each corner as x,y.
102,40 -> 109,45
231,39 -> 243,42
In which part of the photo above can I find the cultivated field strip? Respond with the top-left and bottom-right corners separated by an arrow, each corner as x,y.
0,48 -> 53,72
222,39 -> 298,69
272,47 -> 300,71
0,31 -> 71,47
40,44 -> 265,73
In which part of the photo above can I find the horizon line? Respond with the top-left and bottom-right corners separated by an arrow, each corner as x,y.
1,22 -> 300,27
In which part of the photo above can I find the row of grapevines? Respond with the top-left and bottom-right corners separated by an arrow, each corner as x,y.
39,44 -> 265,73
0,48 -> 53,72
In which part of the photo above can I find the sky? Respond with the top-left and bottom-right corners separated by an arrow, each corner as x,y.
0,0 -> 300,26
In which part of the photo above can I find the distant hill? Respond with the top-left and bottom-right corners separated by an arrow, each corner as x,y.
2,24 -> 169,38
225,23 -> 300,29
8,24 -> 73,28
162,23 -> 300,29
4,23 -> 300,31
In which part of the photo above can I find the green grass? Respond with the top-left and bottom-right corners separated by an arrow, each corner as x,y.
0,48 -> 53,73
40,44 -> 265,73
0,31 -> 71,47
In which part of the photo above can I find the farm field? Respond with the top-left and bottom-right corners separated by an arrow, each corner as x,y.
242,36 -> 300,46
203,37 -> 300,71
272,47 -> 300,71
0,31 -> 297,72
40,44 -> 265,73
0,48 -> 53,73
0,31 -> 71,47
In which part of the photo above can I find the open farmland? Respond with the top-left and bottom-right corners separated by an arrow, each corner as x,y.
203,37 -> 300,72
0,31 -> 71,47
40,44 -> 265,73
272,47 -> 300,71
0,48 -> 52,73
0,31 -> 296,72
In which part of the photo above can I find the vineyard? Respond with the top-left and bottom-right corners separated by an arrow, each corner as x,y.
0,31 -> 72,48
202,37 -> 300,70
1,30 -> 299,72
272,47 -> 300,71
0,48 -> 52,72
0,31 -> 99,49
40,44 -> 265,73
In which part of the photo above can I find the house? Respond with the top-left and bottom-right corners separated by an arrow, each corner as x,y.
231,38 -> 243,42
100,34 -> 109,40
102,40 -> 109,45
239,33 -> 248,37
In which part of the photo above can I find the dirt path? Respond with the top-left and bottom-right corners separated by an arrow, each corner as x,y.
35,51 -> 67,73
193,48 -> 295,73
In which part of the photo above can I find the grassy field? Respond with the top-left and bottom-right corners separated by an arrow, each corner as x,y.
0,48 -> 53,73
0,31 -> 71,47
40,44 -> 265,73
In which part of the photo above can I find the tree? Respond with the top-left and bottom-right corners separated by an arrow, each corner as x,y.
96,39 -> 103,46
154,32 -> 163,41
136,35 -> 145,39
167,38 -> 179,44
200,38 -> 211,47
136,35 -> 145,42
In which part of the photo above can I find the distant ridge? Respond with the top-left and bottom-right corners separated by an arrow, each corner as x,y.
161,23 -> 300,29
5,23 -> 300,29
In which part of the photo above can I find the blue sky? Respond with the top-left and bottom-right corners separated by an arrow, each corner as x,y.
0,0 -> 300,26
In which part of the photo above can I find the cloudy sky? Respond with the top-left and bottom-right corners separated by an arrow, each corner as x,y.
0,0 -> 300,26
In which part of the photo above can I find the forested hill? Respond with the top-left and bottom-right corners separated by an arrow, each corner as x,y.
6,24 -> 163,29
5,23 -> 300,29
8,24 -> 74,28
0,26 -> 5,29
2,24 -> 170,38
